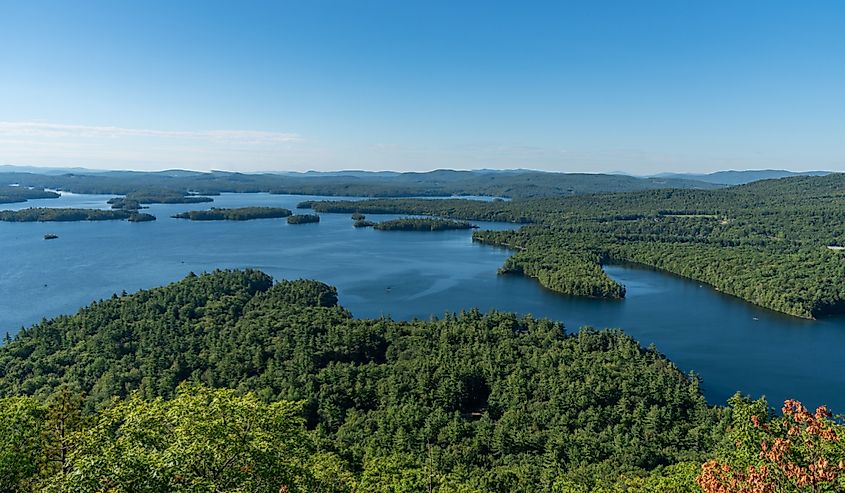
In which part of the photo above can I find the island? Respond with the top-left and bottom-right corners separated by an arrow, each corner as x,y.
172,207 -> 292,221
373,218 -> 477,231
287,213 -> 320,224
351,212 -> 366,220
127,212 -> 156,222
111,191 -> 213,205
107,198 -> 143,210
0,208 -> 137,222
108,191 -> 214,211
353,219 -> 375,228
0,186 -> 61,204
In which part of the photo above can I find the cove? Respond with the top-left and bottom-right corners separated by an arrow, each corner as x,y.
1,192 -> 843,411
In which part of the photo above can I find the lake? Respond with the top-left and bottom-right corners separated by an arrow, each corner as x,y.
1,192 -> 843,411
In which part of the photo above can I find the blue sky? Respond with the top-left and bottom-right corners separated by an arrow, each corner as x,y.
1,0 -> 843,173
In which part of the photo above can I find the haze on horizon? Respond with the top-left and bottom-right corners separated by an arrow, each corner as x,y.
1,1 -> 843,174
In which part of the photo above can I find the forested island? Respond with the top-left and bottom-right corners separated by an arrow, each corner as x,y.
0,270 -> 841,492
373,218 -> 477,231
287,213 -> 320,224
108,197 -> 143,210
351,212 -> 375,227
0,185 -> 60,204
0,207 -> 147,222
311,173 -> 845,319
120,190 -> 215,204
173,206 -> 292,221
127,212 -> 156,222
109,191 -> 213,211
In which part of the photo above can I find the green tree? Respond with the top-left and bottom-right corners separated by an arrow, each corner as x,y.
57,385 -> 312,493
0,396 -> 47,493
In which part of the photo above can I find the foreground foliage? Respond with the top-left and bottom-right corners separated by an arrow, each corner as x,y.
0,386 -> 321,492
698,397 -> 845,493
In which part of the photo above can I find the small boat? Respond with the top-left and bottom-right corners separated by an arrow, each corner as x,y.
44,233 -> 58,240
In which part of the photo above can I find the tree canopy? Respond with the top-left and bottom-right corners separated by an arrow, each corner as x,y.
0,270 -> 731,491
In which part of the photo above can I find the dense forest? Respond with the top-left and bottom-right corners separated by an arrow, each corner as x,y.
287,213 -> 320,224
308,174 -> 845,318
173,207 -> 292,221
0,271 -> 842,492
0,169 -> 722,200
373,218 -> 477,231
0,208 -> 141,222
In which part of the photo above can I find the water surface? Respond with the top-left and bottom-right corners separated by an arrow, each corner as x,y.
1,192 -> 843,410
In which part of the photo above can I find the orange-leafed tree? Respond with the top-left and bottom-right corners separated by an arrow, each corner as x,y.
698,395 -> 845,493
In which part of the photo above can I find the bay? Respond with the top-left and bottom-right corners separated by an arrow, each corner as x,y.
1,192 -> 843,411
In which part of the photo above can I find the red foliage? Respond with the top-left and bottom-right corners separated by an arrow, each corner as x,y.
697,399 -> 844,493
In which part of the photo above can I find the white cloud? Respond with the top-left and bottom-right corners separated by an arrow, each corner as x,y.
0,122 -> 300,144
0,121 -> 308,171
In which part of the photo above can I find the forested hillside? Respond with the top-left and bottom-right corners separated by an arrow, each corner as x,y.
0,169 -> 721,200
0,270 -> 720,491
309,174 -> 845,318
1,271 -> 843,492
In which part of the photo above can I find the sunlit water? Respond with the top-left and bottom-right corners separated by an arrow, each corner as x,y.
1,192 -> 843,410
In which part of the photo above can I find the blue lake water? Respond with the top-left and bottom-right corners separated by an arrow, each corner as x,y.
1,192 -> 843,411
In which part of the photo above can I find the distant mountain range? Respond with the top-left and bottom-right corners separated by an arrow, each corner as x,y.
652,169 -> 831,185
0,166 -> 723,198
0,165 -> 836,198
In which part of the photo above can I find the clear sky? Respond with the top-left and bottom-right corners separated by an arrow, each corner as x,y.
1,0 -> 843,173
